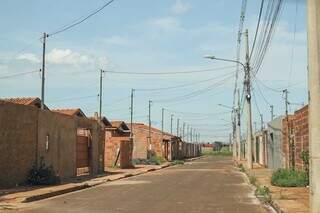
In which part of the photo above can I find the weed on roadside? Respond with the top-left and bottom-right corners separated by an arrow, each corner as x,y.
255,186 -> 271,203
238,164 -> 245,172
249,175 -> 257,186
171,160 -> 184,166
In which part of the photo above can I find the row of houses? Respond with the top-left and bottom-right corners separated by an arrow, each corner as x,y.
0,97 -> 201,187
240,105 -> 309,171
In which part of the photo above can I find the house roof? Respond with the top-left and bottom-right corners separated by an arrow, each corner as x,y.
1,97 -> 49,109
52,108 -> 86,117
90,116 -> 112,127
131,123 -> 174,137
110,121 -> 130,131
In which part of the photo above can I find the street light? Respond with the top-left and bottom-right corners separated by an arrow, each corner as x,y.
204,55 -> 246,71
205,54 -> 246,163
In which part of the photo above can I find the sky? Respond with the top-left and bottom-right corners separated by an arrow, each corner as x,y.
0,0 -> 307,143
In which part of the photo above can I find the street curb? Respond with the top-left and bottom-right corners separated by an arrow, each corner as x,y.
18,156 -> 202,204
234,165 -> 279,213
22,185 -> 89,203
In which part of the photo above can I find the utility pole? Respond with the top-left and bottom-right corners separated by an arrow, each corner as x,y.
170,114 -> 174,134
130,89 -> 134,139
161,108 -> 164,134
41,32 -> 47,110
148,100 -> 152,155
176,118 -> 180,137
244,29 -> 253,169
99,69 -> 105,119
260,114 -> 264,131
236,89 -> 241,161
190,127 -> 193,143
307,0 -> 320,211
183,122 -> 186,141
270,105 -> 274,121
283,89 -> 294,169
187,125 -> 190,142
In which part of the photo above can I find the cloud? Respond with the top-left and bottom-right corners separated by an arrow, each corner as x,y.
16,53 -> 40,63
171,0 -> 191,15
101,36 -> 131,46
148,17 -> 181,31
47,49 -> 94,65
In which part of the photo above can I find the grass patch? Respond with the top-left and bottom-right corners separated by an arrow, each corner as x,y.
202,148 -> 232,157
255,186 -> 271,203
249,175 -> 257,186
271,169 -> 308,187
171,160 -> 185,166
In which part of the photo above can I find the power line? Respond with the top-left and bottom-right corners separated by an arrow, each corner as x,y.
288,0 -> 299,88
47,94 -> 98,103
153,75 -> 233,103
104,66 -> 235,75
0,69 -> 40,80
135,71 -> 235,91
48,0 -> 116,37
250,0 -> 265,60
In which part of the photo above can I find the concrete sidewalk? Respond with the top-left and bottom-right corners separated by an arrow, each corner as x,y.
0,163 -> 172,211
237,160 -> 309,213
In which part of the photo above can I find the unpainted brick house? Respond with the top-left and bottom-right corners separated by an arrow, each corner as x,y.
0,98 -> 105,187
104,121 -> 132,169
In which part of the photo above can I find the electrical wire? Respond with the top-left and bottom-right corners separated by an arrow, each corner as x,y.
135,71 -> 235,92
287,0 -> 298,88
250,0 -> 265,60
49,0 -> 116,37
47,94 -> 99,103
0,69 -> 40,80
104,66 -> 235,75
153,75 -> 234,103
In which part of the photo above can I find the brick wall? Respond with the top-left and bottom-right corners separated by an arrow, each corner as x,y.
104,130 -> 130,168
0,101 -> 104,187
281,105 -> 309,171
293,105 -> 309,171
132,123 -> 172,159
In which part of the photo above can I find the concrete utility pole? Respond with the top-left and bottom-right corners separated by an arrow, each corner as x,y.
170,114 -> 174,134
187,125 -> 190,142
161,108 -> 164,134
148,100 -> 152,153
41,32 -> 47,110
283,89 -> 294,169
176,118 -> 180,137
260,114 -> 264,131
190,127 -> 193,143
236,89 -> 241,161
270,105 -> 274,121
130,89 -> 134,139
182,122 -> 186,141
244,29 -> 253,169
307,1 -> 320,211
99,69 -> 106,119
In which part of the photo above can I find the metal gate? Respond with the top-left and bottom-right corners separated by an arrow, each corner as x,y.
76,134 -> 90,175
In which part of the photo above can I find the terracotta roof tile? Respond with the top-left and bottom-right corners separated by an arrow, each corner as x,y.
2,97 -> 39,105
52,108 -> 86,117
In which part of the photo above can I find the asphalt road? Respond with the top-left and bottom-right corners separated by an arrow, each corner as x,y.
15,156 -> 270,213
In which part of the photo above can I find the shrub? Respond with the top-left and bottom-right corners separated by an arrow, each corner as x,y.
26,158 -> 60,185
149,156 -> 167,165
300,150 -> 309,174
271,169 -> 308,187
